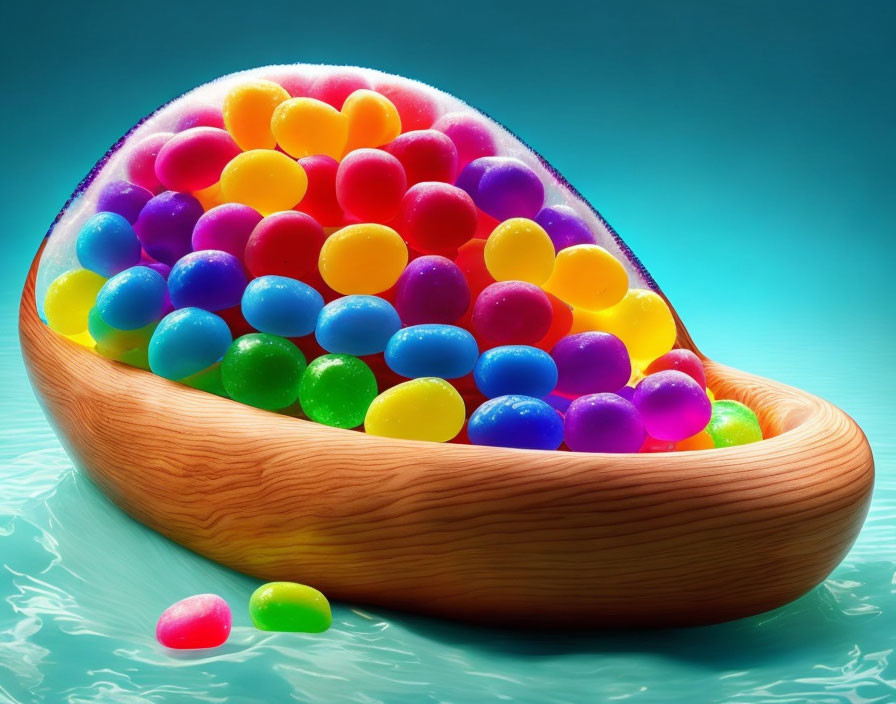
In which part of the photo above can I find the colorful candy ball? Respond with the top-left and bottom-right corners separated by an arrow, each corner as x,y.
544,244 -> 628,311
384,129 -> 458,185
483,217 -> 555,285
148,308 -> 232,381
249,582 -> 332,633
222,79 -> 290,150
393,255 -> 470,325
271,97 -> 348,160
341,89 -> 402,152
191,203 -> 263,260
335,149 -> 407,223
564,393 -> 646,453
220,149 -> 308,215
706,400 -> 763,447
318,224 -> 408,295
241,275 -> 324,338
95,266 -> 168,330
298,354 -> 377,429
468,395 -> 564,451
168,250 -> 248,312
458,157 -> 545,221
315,295 -> 401,356
432,112 -> 496,170
44,269 -> 106,335
385,324 -> 479,379
125,132 -> 173,193
244,211 -> 326,280
96,180 -> 153,224
134,191 -> 204,265
551,332 -> 631,395
471,281 -> 553,345
221,333 -> 306,410
364,377 -> 465,443
534,205 -> 597,252
473,345 -> 558,399
76,212 -> 142,277
154,127 -> 241,192
156,594 -> 231,649
632,370 -> 712,442
397,182 -> 477,255
645,349 -> 707,389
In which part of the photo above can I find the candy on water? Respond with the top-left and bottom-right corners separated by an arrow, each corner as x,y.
551,332 -> 631,395
432,112 -> 496,170
458,157 -> 545,221
125,132 -> 173,193
220,149 -> 308,215
76,212 -> 142,277
341,89 -> 402,152
148,308 -> 232,381
393,255 -> 470,325
221,333 -> 306,410
375,81 -> 437,131
241,275 -> 323,338
271,97 -> 348,160
168,250 -> 248,312
471,281 -> 553,345
473,345 -> 558,399
315,295 -> 401,355
244,211 -> 326,280
309,71 -> 371,109
96,180 -> 153,224
385,324 -> 479,379
633,370 -> 712,442
191,203 -> 263,259
134,191 -> 204,265
156,594 -> 231,649
564,393 -> 646,453
483,217 -> 555,285
468,395 -> 564,451
96,266 -> 168,330
534,205 -> 597,252
335,149 -> 407,223
398,183 -> 478,255
544,244 -> 629,311
298,354 -> 377,428
222,79 -> 290,150
45,269 -> 106,335
645,349 -> 707,389
296,155 -> 344,226
385,130 -> 458,186
365,377 -> 465,443
154,127 -> 241,193
318,224 -> 408,295
249,582 -> 332,633
175,104 -> 225,132
706,400 -> 763,447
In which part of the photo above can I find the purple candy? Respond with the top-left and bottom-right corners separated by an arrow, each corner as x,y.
394,255 -> 471,325
564,393 -> 646,453
191,204 -> 263,260
96,180 -> 154,224
633,370 -> 712,442
615,385 -> 636,402
134,191 -> 204,266
551,332 -> 631,395
535,205 -> 597,252
457,157 -> 544,221
543,392 -> 572,414
168,250 -> 248,312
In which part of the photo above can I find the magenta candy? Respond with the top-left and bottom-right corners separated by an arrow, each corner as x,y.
174,104 -> 226,132
336,149 -> 407,223
96,180 -> 154,224
384,130 -> 458,186
192,203 -> 263,260
394,255 -> 471,325
433,112 -> 496,170
551,332 -> 631,395
564,393 -> 646,453
472,281 -> 552,345
534,205 -> 597,252
457,157 -> 544,221
633,370 -> 712,442
155,127 -> 241,193
134,191 -> 204,265
125,132 -> 174,194
645,349 -> 707,389
156,594 -> 231,650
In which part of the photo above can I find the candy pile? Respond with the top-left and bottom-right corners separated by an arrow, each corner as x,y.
43,70 -> 763,452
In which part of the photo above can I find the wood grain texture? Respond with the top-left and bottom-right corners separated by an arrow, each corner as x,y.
19,251 -> 874,628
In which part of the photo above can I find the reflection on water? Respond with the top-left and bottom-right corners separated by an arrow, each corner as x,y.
2,317 -> 895,703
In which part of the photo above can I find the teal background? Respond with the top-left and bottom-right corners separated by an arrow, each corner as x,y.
1,1 -> 894,702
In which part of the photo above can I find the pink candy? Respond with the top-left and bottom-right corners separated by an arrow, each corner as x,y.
155,594 -> 231,649
336,149 -> 407,223
155,127 -> 241,193
385,130 -> 458,186
125,132 -> 174,194
309,70 -> 372,108
433,112 -> 497,171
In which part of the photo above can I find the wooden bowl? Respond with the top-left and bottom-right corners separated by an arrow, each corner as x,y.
19,248 -> 873,628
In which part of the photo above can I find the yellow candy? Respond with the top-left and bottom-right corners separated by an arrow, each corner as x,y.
45,269 -> 106,335
220,150 -> 308,216
318,223 -> 408,294
364,378 -> 465,442
578,288 -> 677,365
271,98 -> 348,160
193,181 -> 224,211
342,90 -> 401,153
66,330 -> 96,348
544,244 -> 628,311
483,218 -> 555,285
222,79 -> 290,150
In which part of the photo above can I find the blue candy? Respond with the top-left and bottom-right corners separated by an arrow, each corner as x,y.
385,324 -> 479,379
468,395 -> 564,450
95,266 -> 168,330
473,345 -> 557,398
168,250 -> 247,312
315,295 -> 401,356
241,275 -> 324,338
148,307 -> 232,380
76,212 -> 142,277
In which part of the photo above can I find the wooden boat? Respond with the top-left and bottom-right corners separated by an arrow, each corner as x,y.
19,65 -> 874,628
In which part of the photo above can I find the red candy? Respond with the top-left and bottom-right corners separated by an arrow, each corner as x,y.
454,238 -> 495,297
244,211 -> 326,279
397,182 -> 477,254
309,71 -> 372,109
296,155 -> 345,226
471,281 -> 553,345
384,130 -> 458,186
374,82 -> 437,131
336,149 -> 407,223
126,132 -> 173,194
645,349 -> 707,389
154,128 -> 241,193
474,209 -> 501,239
535,292 -> 573,352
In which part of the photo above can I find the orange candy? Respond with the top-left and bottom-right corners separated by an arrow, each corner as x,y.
223,79 -> 290,150
342,90 -> 401,153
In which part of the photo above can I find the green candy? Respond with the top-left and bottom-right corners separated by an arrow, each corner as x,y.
249,581 -> 332,633
298,354 -> 377,429
182,362 -> 228,398
221,333 -> 306,410
706,400 -> 762,447
89,306 -> 155,369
